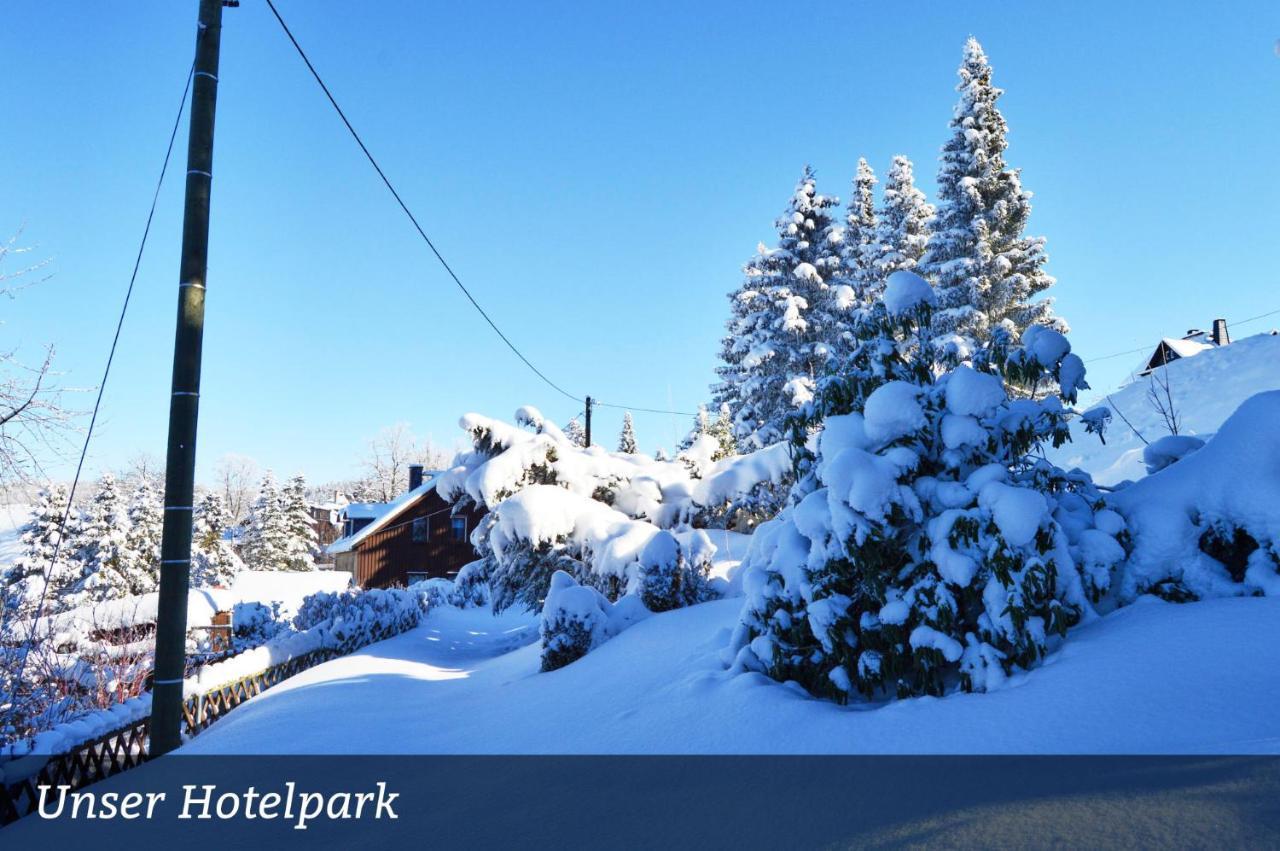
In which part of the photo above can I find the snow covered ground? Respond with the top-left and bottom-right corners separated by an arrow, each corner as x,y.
1048,333 -> 1280,485
0,503 -> 31,567
182,593 -> 1280,755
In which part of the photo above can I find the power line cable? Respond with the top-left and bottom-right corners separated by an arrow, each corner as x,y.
5,61 -> 195,710
263,0 -> 698,418
1230,307 -> 1280,328
263,0 -> 582,405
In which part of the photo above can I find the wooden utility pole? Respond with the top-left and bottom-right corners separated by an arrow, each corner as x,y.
584,396 -> 593,447
151,0 -> 227,757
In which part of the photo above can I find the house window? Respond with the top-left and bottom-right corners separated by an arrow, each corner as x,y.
411,517 -> 428,543
406,572 -> 428,586
450,516 -> 468,542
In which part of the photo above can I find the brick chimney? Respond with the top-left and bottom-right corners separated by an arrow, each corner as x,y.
408,464 -> 425,492
1211,318 -> 1231,347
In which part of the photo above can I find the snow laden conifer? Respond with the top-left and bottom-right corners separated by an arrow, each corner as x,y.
191,491 -> 242,588
563,416 -> 586,448
839,158 -> 879,305
119,478 -> 162,595
618,412 -> 638,454
923,38 -> 1063,363
708,403 -> 738,461
241,472 -> 291,571
729,270 -> 1122,701
71,473 -> 133,603
280,474 -> 318,571
714,166 -> 846,449
3,485 -> 81,618
871,155 -> 934,284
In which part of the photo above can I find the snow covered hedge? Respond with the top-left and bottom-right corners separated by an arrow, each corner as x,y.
727,272 -> 1125,701
1,586 -> 423,764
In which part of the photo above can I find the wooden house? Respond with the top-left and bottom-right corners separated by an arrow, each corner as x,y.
326,465 -> 485,589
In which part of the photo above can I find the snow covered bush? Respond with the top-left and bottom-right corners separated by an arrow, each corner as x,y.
539,571 -> 610,671
1112,391 -> 1280,602
438,406 -> 785,618
437,406 -> 785,665
409,575 -> 490,611
637,530 -> 714,612
1142,434 -> 1205,476
413,578 -> 458,610
231,600 -> 291,652
449,561 -> 491,608
539,570 -> 648,672
728,271 -> 1123,701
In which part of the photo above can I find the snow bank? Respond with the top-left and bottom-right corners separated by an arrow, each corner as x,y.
180,595 -> 1280,755
1112,391 -> 1280,601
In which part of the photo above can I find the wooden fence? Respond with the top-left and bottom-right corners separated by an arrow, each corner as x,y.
0,645 -> 341,825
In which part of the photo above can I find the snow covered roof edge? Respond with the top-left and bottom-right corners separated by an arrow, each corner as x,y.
326,477 -> 440,555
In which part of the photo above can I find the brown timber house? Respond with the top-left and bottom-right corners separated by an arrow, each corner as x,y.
327,465 -> 485,589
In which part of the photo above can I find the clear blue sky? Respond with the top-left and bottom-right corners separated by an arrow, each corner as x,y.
2,1 -> 1277,485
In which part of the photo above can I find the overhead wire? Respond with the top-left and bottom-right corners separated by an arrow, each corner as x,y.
264,0 -> 697,419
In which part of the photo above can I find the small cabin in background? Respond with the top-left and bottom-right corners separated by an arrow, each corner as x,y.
1140,318 -> 1230,376
307,495 -> 346,564
326,464 -> 485,589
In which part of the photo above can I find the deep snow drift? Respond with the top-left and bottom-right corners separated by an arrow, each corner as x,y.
183,594 -> 1280,755
1048,333 -> 1280,484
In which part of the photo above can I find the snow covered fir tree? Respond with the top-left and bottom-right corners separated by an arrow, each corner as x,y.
841,157 -> 880,303
714,166 -> 848,450
2,485 -> 79,619
871,155 -> 934,283
618,411 -> 638,454
241,472 -> 318,572
71,473 -> 133,603
191,491 -> 242,588
727,271 -> 1121,700
922,37 -> 1063,363
119,479 -> 163,596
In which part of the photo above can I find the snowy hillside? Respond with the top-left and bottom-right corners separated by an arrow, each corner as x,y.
0,504 -> 32,568
1048,333 -> 1280,484
182,595 -> 1280,755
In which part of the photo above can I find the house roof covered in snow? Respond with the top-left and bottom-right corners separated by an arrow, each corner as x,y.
1138,336 -> 1217,376
343,502 -> 390,520
326,477 -> 440,555
1160,337 -> 1214,359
